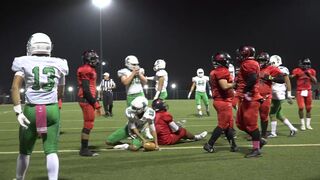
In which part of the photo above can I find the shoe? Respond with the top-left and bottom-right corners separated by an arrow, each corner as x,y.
79,148 -> 99,157
196,131 -> 208,140
289,128 -> 298,136
113,143 -> 129,150
245,149 -> 261,158
206,110 -> 210,116
109,113 -> 113,117
176,120 -> 187,127
198,111 -> 203,117
260,138 -> 267,149
230,145 -> 239,152
268,133 -> 277,138
306,125 -> 313,130
203,143 -> 215,153
301,125 -> 306,131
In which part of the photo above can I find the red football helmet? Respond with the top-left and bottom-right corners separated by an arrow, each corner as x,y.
299,58 -> 311,69
82,50 -> 99,67
236,46 -> 256,61
212,52 -> 231,68
256,52 -> 270,68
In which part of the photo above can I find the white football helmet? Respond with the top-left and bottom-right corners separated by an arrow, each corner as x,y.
153,59 -> 166,71
26,32 -> 52,56
125,55 -> 139,70
270,55 -> 282,67
197,68 -> 204,78
131,96 -> 148,114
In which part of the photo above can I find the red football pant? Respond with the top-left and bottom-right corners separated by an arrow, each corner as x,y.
79,102 -> 95,129
296,90 -> 312,112
158,128 -> 187,145
213,100 -> 233,129
259,97 -> 271,122
236,100 -> 260,132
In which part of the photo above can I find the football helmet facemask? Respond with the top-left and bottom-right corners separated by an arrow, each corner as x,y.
152,99 -> 168,112
197,68 -> 204,78
269,55 -> 282,67
236,46 -> 255,61
131,96 -> 148,114
256,52 -> 270,68
82,50 -> 99,67
27,32 -> 52,56
212,52 -> 231,68
299,58 -> 311,69
153,59 -> 166,71
125,55 -> 139,70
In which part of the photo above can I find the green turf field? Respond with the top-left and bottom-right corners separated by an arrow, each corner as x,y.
1,100 -> 320,180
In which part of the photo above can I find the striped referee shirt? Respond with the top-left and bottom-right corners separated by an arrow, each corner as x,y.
100,79 -> 116,91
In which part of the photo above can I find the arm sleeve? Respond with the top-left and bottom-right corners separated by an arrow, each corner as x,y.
82,79 -> 97,105
169,121 -> 180,132
243,73 -> 257,93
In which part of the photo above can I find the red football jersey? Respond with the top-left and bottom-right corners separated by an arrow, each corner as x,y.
292,67 -> 316,91
236,59 -> 262,100
155,111 -> 175,144
77,64 -> 97,98
259,65 -> 282,96
209,66 -> 234,102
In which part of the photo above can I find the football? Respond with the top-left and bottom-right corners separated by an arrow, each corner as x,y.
143,142 -> 156,151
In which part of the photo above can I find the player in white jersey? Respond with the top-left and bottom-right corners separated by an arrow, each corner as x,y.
105,96 -> 159,151
268,55 -> 297,137
118,55 -> 147,106
188,68 -> 212,116
11,33 -> 69,180
147,59 -> 169,100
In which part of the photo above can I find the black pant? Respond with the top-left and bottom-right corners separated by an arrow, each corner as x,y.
103,91 -> 113,115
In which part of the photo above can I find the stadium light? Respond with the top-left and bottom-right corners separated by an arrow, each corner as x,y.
143,84 -> 149,89
92,0 -> 112,82
171,83 -> 177,89
20,88 -> 25,93
67,86 -> 74,92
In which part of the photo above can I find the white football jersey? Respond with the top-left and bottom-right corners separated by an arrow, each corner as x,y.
118,68 -> 144,95
272,66 -> 289,100
192,76 -> 209,92
11,56 -> 69,104
155,69 -> 168,92
125,107 -> 155,134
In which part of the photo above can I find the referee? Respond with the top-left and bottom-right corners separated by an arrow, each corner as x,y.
99,72 -> 116,117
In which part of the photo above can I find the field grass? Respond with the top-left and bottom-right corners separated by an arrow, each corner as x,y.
1,99 -> 320,180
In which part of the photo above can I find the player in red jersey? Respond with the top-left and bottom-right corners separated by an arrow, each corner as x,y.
152,99 -> 207,145
77,50 -> 102,156
291,58 -> 317,130
235,46 -> 266,158
203,52 -> 238,153
256,52 -> 284,138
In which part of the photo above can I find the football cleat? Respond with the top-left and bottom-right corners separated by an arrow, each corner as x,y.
206,110 -> 210,116
195,131 -> 208,140
301,125 -> 306,131
260,138 -> 267,149
289,128 -> 298,136
203,143 -> 215,153
230,145 -> 239,152
306,125 -> 313,130
268,133 -> 278,138
79,148 -> 99,157
245,149 -> 261,158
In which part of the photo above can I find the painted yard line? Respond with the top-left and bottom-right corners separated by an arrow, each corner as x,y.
1,143 -> 319,155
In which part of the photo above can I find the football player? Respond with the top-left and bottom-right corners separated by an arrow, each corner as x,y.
11,32 -> 69,180
77,50 -> 102,157
256,52 -> 285,138
268,55 -> 298,137
147,59 -> 169,100
152,99 -> 207,145
291,58 -> 317,130
118,55 -> 147,106
187,68 -> 212,116
203,52 -> 238,153
235,46 -> 266,158
105,96 -> 159,151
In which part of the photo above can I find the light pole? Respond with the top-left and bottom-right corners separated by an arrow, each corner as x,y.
67,86 -> 74,102
92,0 -> 112,81
171,83 -> 177,99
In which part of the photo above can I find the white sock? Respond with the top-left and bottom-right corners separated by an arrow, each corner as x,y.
113,143 -> 129,150
283,119 -> 296,130
271,121 -> 277,134
306,118 -> 311,127
46,153 -> 59,180
16,154 -> 30,180
300,119 -> 305,126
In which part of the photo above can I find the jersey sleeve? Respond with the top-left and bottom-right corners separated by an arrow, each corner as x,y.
310,68 -> 317,77
280,66 -> 290,75
292,68 -> 299,76
56,58 -> 69,76
78,67 -> 93,81
118,68 -> 129,78
156,70 -> 167,77
192,77 -> 196,82
215,69 -> 230,80
270,66 -> 283,77
144,108 -> 156,124
11,57 -> 23,72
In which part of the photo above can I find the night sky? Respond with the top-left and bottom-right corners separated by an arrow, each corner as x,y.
1,0 -> 319,95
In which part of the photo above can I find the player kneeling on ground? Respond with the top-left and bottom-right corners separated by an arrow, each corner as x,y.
105,96 -> 159,151
152,99 -> 207,145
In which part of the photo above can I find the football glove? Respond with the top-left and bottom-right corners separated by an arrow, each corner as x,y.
187,92 -> 192,99
17,113 -> 30,129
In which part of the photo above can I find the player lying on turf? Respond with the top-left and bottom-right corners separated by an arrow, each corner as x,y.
105,96 -> 159,151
